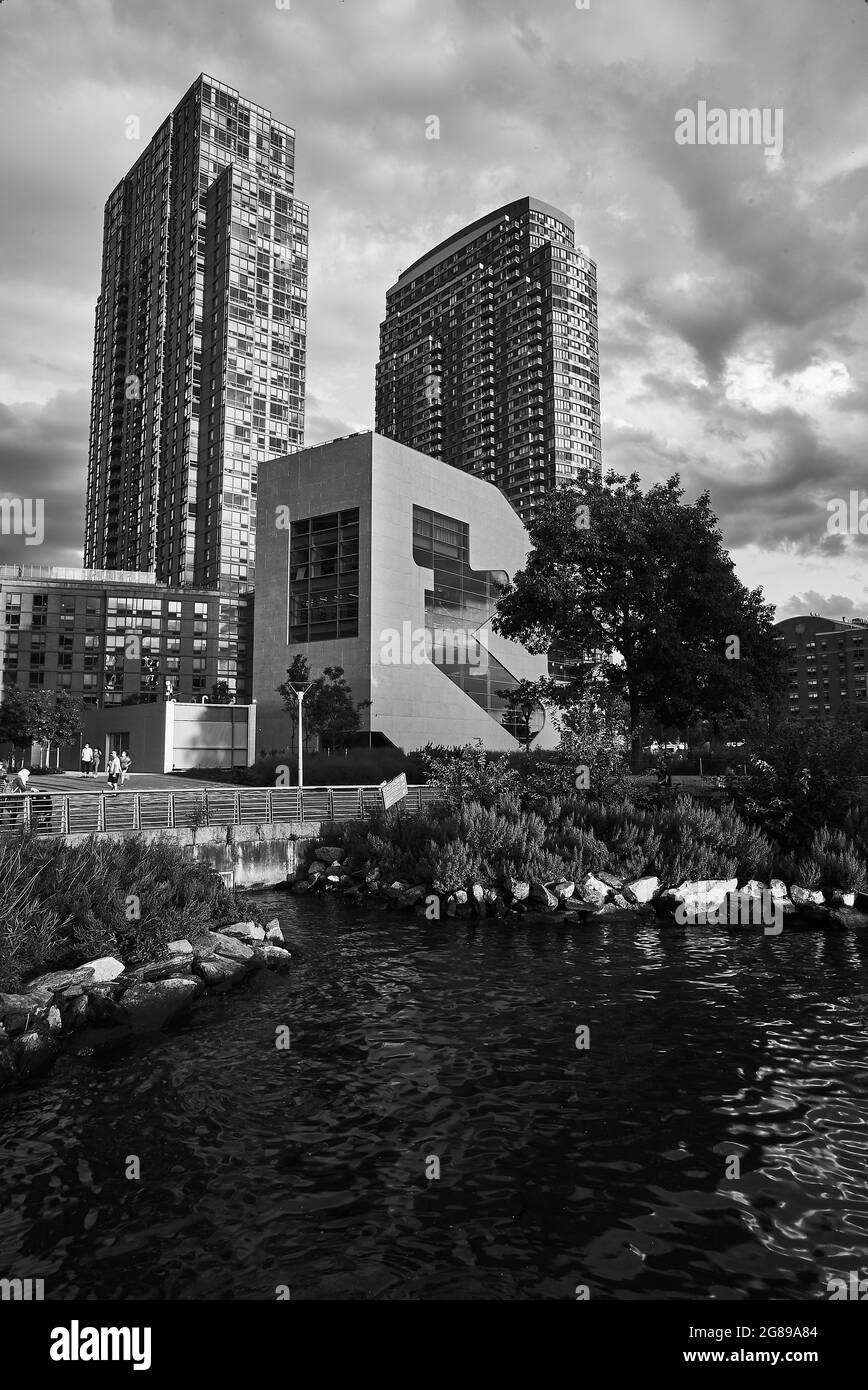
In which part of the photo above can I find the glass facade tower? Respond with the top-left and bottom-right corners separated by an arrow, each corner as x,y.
84,75 -> 308,697
375,197 -> 600,521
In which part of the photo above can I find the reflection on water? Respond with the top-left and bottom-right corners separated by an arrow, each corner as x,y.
1,897 -> 867,1300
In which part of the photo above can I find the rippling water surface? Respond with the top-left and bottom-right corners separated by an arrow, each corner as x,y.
2,897 -> 868,1300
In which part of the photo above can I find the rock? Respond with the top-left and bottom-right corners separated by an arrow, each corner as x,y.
85,989 -> 124,1026
190,931 -> 222,959
550,881 -> 575,901
47,1005 -> 63,1032
597,871 -> 624,890
61,994 -> 90,1031
578,873 -> 611,905
2,1010 -> 35,1036
124,959 -> 193,984
292,880 -> 312,895
0,990 -> 52,1020
854,889 -> 868,914
83,957 -> 126,984
829,890 -> 856,908
664,879 -> 738,916
623,877 -> 660,905
211,933 -> 256,964
769,879 -> 788,899
470,884 -> 485,904
27,966 -> 95,994
483,888 -> 500,905
254,943 -> 293,971
507,879 -> 530,902
740,880 -> 767,897
194,957 -> 249,991
315,845 -> 344,864
167,938 -> 195,958
590,903 -> 642,921
790,885 -> 825,907
398,887 -> 426,908
265,921 -> 285,944
119,978 -> 201,1033
612,893 -> 640,911
307,863 -> 325,879
365,868 -> 381,885
828,906 -> 866,929
219,921 -> 265,942
452,889 -> 468,906
11,1030 -> 59,1080
529,881 -> 558,910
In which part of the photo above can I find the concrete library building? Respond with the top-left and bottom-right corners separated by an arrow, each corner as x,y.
253,433 -> 557,757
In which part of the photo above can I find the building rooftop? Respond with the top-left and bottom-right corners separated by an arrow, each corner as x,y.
389,196 -> 579,293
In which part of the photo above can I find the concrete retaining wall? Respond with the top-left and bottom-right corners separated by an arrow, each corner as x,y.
60,821 -> 325,889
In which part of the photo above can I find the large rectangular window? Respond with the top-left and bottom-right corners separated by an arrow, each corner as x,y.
289,508 -> 359,642
412,505 -> 540,743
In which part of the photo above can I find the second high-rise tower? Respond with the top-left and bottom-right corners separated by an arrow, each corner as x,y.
375,197 -> 600,520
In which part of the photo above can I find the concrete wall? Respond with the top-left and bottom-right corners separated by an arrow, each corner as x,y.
254,431 -> 557,755
57,702 -> 256,774
59,821 -> 324,890
254,434 -> 373,758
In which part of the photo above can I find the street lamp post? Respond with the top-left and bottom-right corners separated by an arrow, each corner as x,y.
292,681 -> 314,789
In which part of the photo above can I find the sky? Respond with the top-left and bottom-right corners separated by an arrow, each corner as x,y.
1,0 -> 867,622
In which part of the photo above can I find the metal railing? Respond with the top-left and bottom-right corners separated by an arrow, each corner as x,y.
0,784 -> 440,838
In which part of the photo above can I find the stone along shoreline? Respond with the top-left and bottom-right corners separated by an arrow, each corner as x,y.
0,919 -> 291,1091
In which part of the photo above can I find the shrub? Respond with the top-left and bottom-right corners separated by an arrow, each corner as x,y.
729,718 -> 868,844
777,827 -> 868,891
0,832 -> 239,992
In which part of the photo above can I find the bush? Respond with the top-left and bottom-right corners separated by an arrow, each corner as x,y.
777,828 -> 867,891
729,718 -> 868,845
331,787 -> 777,894
0,832 -> 239,992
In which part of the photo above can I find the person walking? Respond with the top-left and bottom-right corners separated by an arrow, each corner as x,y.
0,763 -> 12,827
106,750 -> 122,795
119,750 -> 132,785
81,742 -> 94,778
92,746 -> 102,778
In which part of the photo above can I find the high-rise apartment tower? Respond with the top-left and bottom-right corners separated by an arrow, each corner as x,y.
85,74 -> 308,696
375,197 -> 600,520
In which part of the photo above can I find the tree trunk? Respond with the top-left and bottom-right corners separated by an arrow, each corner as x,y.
629,690 -> 643,771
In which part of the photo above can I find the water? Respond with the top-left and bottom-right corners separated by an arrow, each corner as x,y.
2,896 -> 868,1300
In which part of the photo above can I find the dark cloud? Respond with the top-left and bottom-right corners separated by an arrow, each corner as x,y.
777,590 -> 868,623
0,0 -> 866,616
0,390 -> 89,567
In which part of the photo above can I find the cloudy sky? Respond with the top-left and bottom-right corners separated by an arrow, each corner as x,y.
1,0 -> 867,620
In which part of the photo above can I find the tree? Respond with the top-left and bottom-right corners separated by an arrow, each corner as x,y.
210,680 -> 233,704
0,685 -> 30,758
493,470 -> 784,765
305,666 -> 371,752
277,654 -> 312,756
279,659 -> 371,755
50,691 -> 85,767
0,687 -> 83,768
553,680 -> 631,800
497,679 -> 545,753
729,717 -> 868,846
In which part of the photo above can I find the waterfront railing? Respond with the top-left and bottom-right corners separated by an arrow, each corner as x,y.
0,784 -> 440,837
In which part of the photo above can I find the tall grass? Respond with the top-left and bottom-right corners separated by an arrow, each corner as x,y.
0,832 -> 238,992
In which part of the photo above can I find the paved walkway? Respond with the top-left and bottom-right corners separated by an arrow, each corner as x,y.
19,772 -> 231,794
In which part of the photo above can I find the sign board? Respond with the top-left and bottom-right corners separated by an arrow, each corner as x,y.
380,773 -> 408,810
